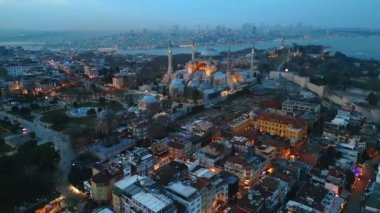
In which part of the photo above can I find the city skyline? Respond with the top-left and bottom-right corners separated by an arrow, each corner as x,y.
0,0 -> 379,31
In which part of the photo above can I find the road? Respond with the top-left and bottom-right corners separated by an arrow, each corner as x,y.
343,155 -> 380,213
0,111 -> 75,194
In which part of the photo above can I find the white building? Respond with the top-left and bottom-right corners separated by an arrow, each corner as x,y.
112,175 -> 177,213
165,181 -> 202,213
282,99 -> 321,115
335,142 -> 358,170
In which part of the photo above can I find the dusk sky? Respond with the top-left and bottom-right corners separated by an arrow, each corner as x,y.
0,0 -> 379,31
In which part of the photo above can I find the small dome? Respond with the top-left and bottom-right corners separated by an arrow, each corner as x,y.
128,106 -> 139,112
97,110 -> 114,119
201,48 -> 219,57
170,78 -> 185,88
141,95 -> 158,103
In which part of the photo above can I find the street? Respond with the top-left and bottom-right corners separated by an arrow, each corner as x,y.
343,155 -> 380,213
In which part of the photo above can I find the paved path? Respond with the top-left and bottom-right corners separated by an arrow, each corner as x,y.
343,155 -> 380,213
0,111 -> 75,194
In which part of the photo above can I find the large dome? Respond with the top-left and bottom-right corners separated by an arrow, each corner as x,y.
170,78 -> 185,88
201,48 -> 219,57
141,95 -> 158,103
139,95 -> 161,112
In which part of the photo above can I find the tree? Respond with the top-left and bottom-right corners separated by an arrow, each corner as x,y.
319,147 -> 341,169
87,108 -> 96,115
0,141 -> 60,212
30,103 -> 40,110
367,92 -> 378,106
29,132 -> 36,139
99,97 -> 106,107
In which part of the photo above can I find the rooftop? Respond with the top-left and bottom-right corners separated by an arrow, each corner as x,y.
114,175 -> 142,191
294,182 -> 333,212
153,161 -> 188,186
167,181 -> 197,199
260,99 -> 282,109
251,177 -> 281,198
257,112 -> 307,128
140,95 -> 158,103
92,161 -> 123,184
132,191 -> 172,213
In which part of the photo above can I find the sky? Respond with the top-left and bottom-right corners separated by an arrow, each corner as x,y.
0,0 -> 379,31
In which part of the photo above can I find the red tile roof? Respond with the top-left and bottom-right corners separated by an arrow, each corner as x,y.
260,99 -> 282,109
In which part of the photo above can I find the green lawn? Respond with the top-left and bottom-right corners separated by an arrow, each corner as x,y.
351,79 -> 380,92
0,119 -> 19,134
0,126 -> 9,135
0,140 -> 13,155
8,110 -> 34,121
78,101 -> 97,107
41,109 -> 96,131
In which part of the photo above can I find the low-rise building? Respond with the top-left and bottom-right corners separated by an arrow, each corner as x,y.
237,177 -> 289,213
224,154 -> 268,186
167,131 -> 203,159
150,142 -> 171,170
310,169 -> 346,195
127,147 -> 154,176
282,98 -> 321,115
182,119 -> 214,137
271,163 -> 300,189
124,111 -> 149,140
286,183 -> 336,213
112,175 -> 176,213
153,161 -> 188,186
252,112 -> 308,141
229,136 -> 254,154
191,168 -> 229,213
335,142 -> 359,170
90,161 -> 124,203
165,181 -> 202,213
229,113 -> 252,134
195,143 -> 225,168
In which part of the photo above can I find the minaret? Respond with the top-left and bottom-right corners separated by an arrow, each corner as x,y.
281,38 -> 285,48
167,41 -> 173,75
287,48 -> 291,62
250,43 -> 255,70
191,41 -> 196,61
226,46 -> 234,90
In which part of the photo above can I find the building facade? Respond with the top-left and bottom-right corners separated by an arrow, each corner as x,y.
253,112 -> 308,141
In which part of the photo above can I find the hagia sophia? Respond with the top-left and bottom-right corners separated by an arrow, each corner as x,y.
161,42 -> 258,101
